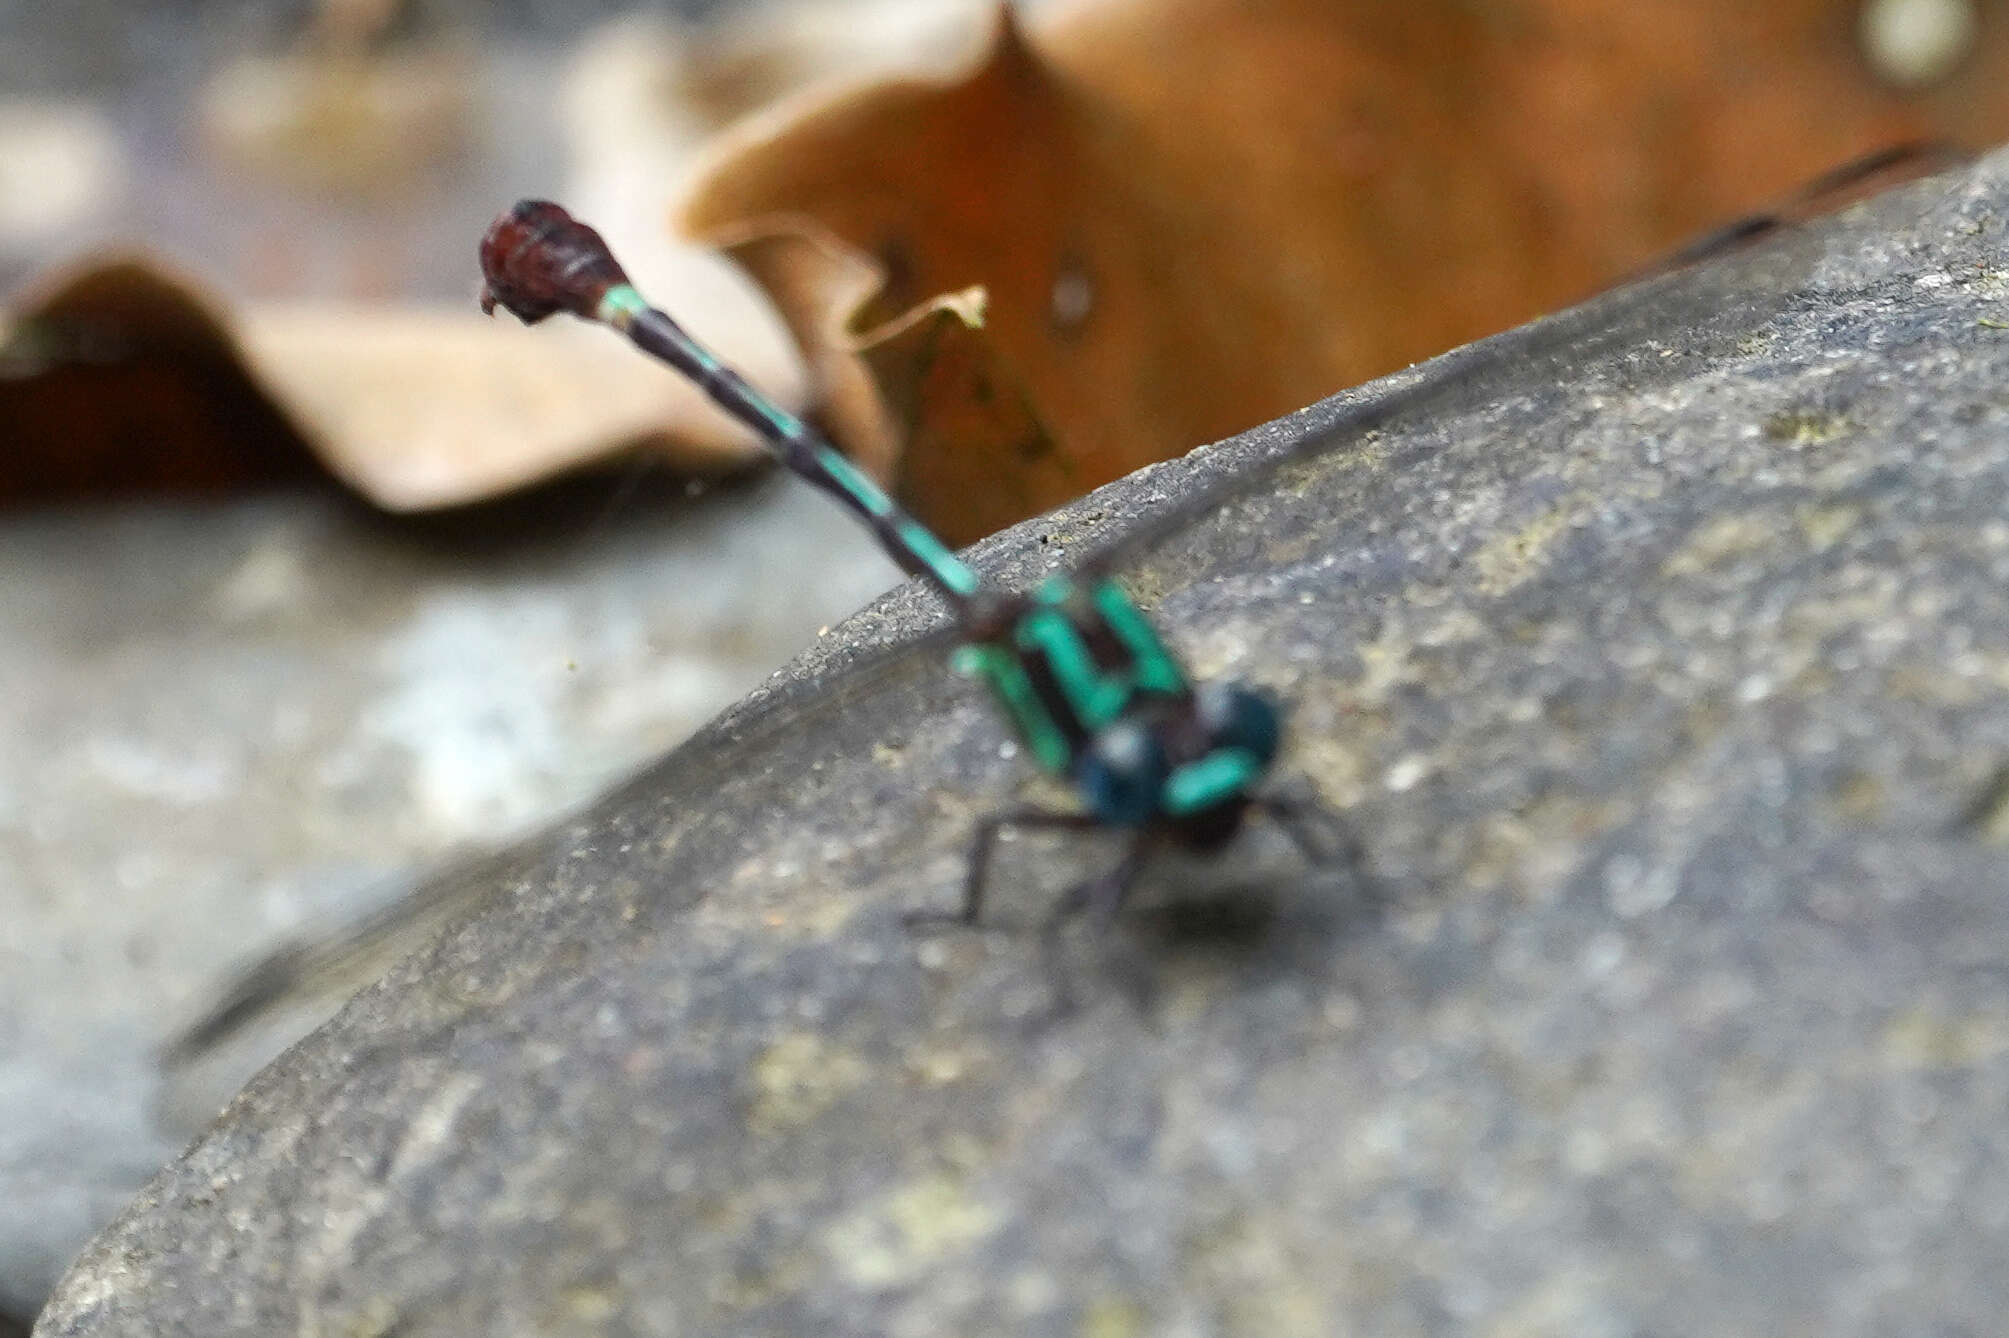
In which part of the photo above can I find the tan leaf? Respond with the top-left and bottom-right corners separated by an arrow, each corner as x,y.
237,302 -> 780,510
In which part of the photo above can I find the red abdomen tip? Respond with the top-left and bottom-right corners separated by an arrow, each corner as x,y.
477,199 -> 631,324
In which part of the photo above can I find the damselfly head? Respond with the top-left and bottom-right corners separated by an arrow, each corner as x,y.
478,199 -> 630,326
1074,682 -> 1281,839
1193,681 -> 1282,770
1148,681 -> 1284,850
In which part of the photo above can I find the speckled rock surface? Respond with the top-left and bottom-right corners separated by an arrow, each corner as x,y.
39,152 -> 2009,1336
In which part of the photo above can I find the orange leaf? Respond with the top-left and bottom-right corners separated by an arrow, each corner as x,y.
680,0 -> 2009,540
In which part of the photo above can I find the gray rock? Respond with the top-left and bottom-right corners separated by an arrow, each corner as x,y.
38,150 -> 2009,1336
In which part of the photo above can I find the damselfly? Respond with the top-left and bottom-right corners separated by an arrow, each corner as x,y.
478,201 -> 1361,942
165,141 -> 1952,1060
471,142 -> 1946,941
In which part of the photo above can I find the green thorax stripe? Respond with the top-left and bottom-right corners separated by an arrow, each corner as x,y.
1162,748 -> 1263,816
1088,580 -> 1188,694
1013,607 -> 1130,729
1009,576 -> 1189,731
1004,577 -> 1190,727
950,643 -> 1074,773
954,574 -> 1194,766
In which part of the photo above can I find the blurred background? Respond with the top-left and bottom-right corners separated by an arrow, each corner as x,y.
0,1 -> 982,1328
0,0 -> 986,298
4,0 -> 2005,1330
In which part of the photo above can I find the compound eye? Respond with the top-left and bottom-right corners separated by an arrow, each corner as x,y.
1075,719 -> 1169,826
1195,682 -> 1281,767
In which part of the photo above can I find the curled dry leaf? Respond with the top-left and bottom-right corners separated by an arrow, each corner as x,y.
0,257 -> 316,501
679,0 -> 2009,543
710,215 -> 1069,539
0,253 -> 807,509
849,285 -> 1073,542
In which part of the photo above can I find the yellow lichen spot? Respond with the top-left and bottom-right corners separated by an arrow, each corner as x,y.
823,1174 -> 999,1288
1418,605 -> 1490,647
1764,408 -> 1852,448
1797,502 -> 1862,552
1827,768 -> 1886,822
1471,502 -> 1577,597
1350,618 -> 1421,702
1079,1294 -> 1150,1338
748,1033 -> 868,1133
1880,1007 -> 2009,1069
335,1298 -> 402,1338
1662,513 -> 1771,577
560,1282 -> 619,1323
907,1041 -> 974,1085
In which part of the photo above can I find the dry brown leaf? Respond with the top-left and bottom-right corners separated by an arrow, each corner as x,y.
680,0 -> 2009,543
0,253 -> 807,509
709,218 -> 1066,537
0,257 -> 316,500
849,286 -> 1074,542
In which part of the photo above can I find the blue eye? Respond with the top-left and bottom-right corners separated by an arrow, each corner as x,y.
1195,683 -> 1280,767
1076,720 -> 1169,826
